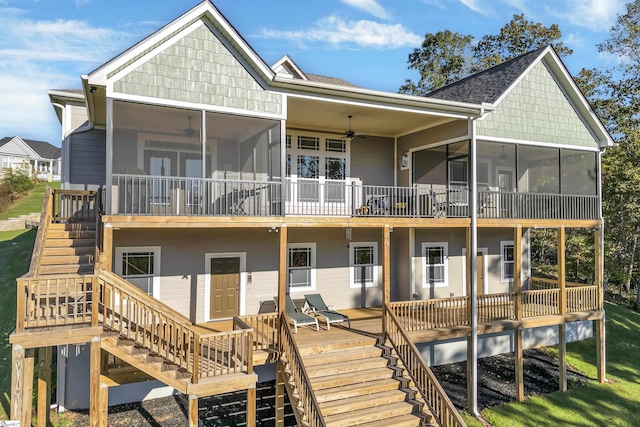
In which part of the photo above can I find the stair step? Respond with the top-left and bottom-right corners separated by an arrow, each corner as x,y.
320,389 -> 409,416
46,229 -> 96,239
310,367 -> 393,390
324,401 -> 420,427
355,413 -> 429,427
38,263 -> 94,275
40,254 -> 93,265
315,378 -> 402,403
306,357 -> 388,379
298,337 -> 378,356
44,238 -> 95,248
302,345 -> 383,367
42,246 -> 96,256
49,222 -> 96,231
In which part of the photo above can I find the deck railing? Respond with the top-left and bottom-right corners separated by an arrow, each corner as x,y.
385,304 -> 466,427
477,292 -> 516,322
388,297 -> 469,331
521,289 -> 560,317
239,313 -> 279,351
278,312 -> 325,427
567,286 -> 599,313
53,190 -> 102,222
477,191 -> 599,220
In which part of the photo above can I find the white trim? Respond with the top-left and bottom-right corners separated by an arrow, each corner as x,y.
114,246 -> 161,299
500,241 -> 515,283
204,252 -> 247,322
477,135 -> 600,152
287,243 -> 316,292
349,242 -> 379,288
462,247 -> 488,296
421,242 -> 448,288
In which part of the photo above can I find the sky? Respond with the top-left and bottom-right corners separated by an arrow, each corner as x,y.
0,0 -> 628,146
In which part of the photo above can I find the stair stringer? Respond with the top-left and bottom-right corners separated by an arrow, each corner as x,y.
278,357 -> 311,427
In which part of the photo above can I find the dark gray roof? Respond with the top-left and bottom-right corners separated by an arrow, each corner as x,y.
426,46 -> 547,105
306,73 -> 359,88
0,136 -> 60,159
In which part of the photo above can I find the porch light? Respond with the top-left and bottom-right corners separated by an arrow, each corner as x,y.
269,226 -> 279,233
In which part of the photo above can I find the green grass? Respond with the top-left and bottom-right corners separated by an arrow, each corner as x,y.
0,181 -> 59,221
0,228 -> 36,420
464,302 -> 640,426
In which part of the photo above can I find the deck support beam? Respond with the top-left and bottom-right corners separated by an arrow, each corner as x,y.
595,226 -> 606,383
89,337 -> 101,427
11,345 -> 34,426
99,383 -> 109,426
189,394 -> 198,427
382,225 -> 391,333
514,226 -> 524,402
559,322 -> 567,391
558,226 -> 566,316
37,346 -> 52,427
596,318 -> 606,383
102,223 -> 113,271
277,225 -> 288,314
275,364 -> 285,427
247,385 -> 256,427
514,327 -> 524,402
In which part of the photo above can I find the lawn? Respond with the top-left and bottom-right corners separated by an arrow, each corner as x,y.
0,181 -> 60,221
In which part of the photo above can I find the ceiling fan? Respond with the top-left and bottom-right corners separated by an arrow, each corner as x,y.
341,115 -> 364,141
184,116 -> 198,138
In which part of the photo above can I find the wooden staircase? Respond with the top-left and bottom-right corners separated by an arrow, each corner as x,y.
39,222 -> 96,276
284,328 -> 436,427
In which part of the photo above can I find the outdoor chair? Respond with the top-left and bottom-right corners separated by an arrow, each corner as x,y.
304,294 -> 350,330
274,296 -> 319,333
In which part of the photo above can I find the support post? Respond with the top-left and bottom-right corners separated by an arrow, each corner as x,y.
559,323 -> 567,391
596,318 -> 606,383
558,226 -> 566,316
277,226 -> 288,314
515,327 -> 524,402
189,394 -> 198,427
514,226 -> 523,320
10,345 -> 25,422
246,384 -> 256,427
382,225 -> 391,333
99,383 -> 109,426
37,347 -> 52,427
595,225 -> 606,383
275,364 -> 285,427
89,337 -> 101,427
19,349 -> 35,427
102,223 -> 113,271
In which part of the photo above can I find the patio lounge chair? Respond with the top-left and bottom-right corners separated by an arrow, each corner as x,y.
275,296 -> 319,333
304,294 -> 350,330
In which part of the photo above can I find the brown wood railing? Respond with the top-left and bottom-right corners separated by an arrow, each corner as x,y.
52,190 -> 101,222
522,289 -> 560,317
385,304 -> 466,427
240,313 -> 278,351
388,297 -> 469,331
478,292 -> 516,322
529,277 -> 559,290
566,286 -> 599,313
16,274 -> 95,332
29,186 -> 54,276
278,312 -> 325,427
195,328 -> 253,380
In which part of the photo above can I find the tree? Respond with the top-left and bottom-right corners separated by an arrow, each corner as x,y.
400,14 -> 572,94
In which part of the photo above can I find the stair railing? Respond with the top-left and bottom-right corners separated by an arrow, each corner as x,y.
278,312 -> 326,427
28,186 -> 54,276
385,303 -> 466,427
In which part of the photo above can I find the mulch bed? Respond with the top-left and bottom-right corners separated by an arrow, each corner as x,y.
430,348 -> 590,411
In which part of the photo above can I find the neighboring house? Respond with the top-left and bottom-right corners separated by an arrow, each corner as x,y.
0,136 -> 61,181
9,2 -> 613,427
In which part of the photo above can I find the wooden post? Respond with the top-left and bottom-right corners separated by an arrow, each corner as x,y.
37,347 -> 52,427
99,383 -> 109,426
89,337 -> 101,427
559,323 -> 567,391
275,364 -> 285,427
21,349 -> 35,427
596,317 -> 606,383
247,385 -> 256,427
277,226 -> 288,314
382,225 -> 391,333
16,278 -> 25,333
514,226 -> 522,320
189,394 -> 198,427
558,226 -> 566,316
10,345 -> 25,422
102,223 -> 113,271
465,226 -> 474,411
514,327 -> 524,402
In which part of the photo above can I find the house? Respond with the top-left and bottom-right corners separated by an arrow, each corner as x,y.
0,136 -> 61,181
9,1 -> 612,426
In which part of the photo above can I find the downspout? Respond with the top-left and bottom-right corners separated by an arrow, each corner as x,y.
597,146 -> 606,381
468,117 -> 479,416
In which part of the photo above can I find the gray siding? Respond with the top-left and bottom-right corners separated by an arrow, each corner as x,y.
397,121 -> 468,186
113,21 -> 283,116
69,129 -> 106,188
350,136 -> 394,186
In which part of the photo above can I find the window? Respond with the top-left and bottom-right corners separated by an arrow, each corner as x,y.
422,242 -> 448,287
297,136 -> 320,150
350,243 -> 378,288
287,244 -> 316,291
326,138 -> 346,153
115,246 -> 161,298
501,241 -> 515,281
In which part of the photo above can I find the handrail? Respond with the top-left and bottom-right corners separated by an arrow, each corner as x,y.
385,303 -> 466,427
52,189 -> 100,222
388,297 -> 469,331
278,312 -> 326,427
239,312 -> 279,351
29,186 -> 54,275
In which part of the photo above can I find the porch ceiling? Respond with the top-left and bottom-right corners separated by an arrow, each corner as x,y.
286,97 -> 458,138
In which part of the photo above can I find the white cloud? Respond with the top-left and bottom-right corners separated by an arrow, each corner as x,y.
459,0 -> 491,16
340,0 -> 391,20
546,0 -> 626,32
259,15 -> 421,49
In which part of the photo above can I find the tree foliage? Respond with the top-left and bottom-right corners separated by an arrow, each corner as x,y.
400,14 -> 572,95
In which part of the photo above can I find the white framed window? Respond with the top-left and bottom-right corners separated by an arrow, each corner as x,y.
422,242 -> 448,288
287,243 -> 316,291
115,246 -> 161,299
285,132 -> 350,180
349,242 -> 378,288
501,241 -> 515,282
